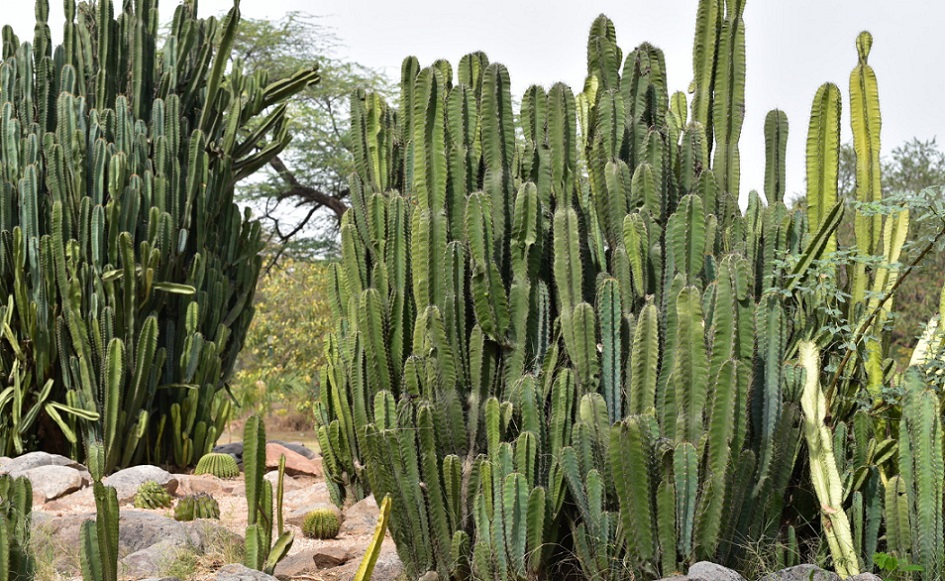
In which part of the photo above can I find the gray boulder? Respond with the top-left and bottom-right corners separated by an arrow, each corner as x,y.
212,440 -> 318,464
214,563 -> 279,581
20,464 -> 90,501
0,451 -> 84,476
104,465 -> 178,502
120,539 -> 184,578
341,495 -> 380,536
688,562 -> 746,581
758,565 -> 840,581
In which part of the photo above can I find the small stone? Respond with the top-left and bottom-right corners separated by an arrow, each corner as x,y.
847,575 -> 882,581
312,545 -> 353,568
104,465 -> 178,502
265,443 -> 321,477
758,565 -> 840,581
264,470 -> 303,491
341,495 -> 380,536
20,464 -> 90,502
214,563 -> 279,581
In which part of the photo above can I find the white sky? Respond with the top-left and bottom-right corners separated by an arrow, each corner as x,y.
5,0 -> 944,204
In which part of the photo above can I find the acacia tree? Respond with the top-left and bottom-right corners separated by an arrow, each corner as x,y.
233,13 -> 390,261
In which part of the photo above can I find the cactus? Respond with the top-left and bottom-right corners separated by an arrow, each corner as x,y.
195,453 -> 240,479
0,0 -> 318,468
133,480 -> 173,510
0,474 -> 36,581
897,369 -> 944,580
81,441 -> 119,581
316,2 -> 940,579
301,509 -> 341,540
243,416 -> 293,575
174,493 -> 221,521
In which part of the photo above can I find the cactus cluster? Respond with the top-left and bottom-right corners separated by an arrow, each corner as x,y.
0,474 -> 36,581
195,453 -> 240,479
317,0 -> 945,579
133,480 -> 173,510
0,0 -> 317,468
174,493 -> 221,521
301,509 -> 341,540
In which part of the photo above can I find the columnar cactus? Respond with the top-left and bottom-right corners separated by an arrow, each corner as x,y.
0,0 -> 318,469
0,474 -> 36,581
319,4 -> 938,581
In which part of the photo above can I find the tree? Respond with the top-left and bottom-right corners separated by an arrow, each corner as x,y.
232,13 -> 391,261
838,138 -> 945,351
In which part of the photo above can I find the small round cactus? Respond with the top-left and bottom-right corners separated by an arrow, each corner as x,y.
174,493 -> 221,521
194,452 -> 240,478
301,508 -> 341,539
133,480 -> 173,509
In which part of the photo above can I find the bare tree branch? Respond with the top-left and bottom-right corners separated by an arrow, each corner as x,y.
268,155 -> 349,218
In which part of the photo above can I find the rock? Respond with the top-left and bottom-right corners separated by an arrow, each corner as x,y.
328,541 -> 402,581
20,464 -> 90,502
266,443 -> 321,477
174,474 -> 235,497
286,502 -> 340,527
312,545 -> 353,568
213,441 -> 318,465
655,562 -> 746,581
120,539 -> 184,577
282,482 -> 330,507
848,575 -> 882,581
264,470 -> 304,490
0,451 -> 84,476
104,465 -> 178,502
341,495 -> 380,536
419,573 -> 440,581
182,519 -> 243,551
274,550 -> 318,579
758,565 -> 840,581
214,563 -> 279,581
118,511 -> 192,553
31,511 -> 96,550
686,562 -> 746,581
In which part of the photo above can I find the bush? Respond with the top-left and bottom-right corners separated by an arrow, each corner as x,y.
231,258 -> 334,422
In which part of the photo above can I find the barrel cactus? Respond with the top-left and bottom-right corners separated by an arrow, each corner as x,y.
195,453 -> 240,479
174,493 -> 221,521
302,509 -> 341,540
133,480 -> 172,510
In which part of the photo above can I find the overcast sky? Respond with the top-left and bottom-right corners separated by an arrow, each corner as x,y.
5,1 -> 943,204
